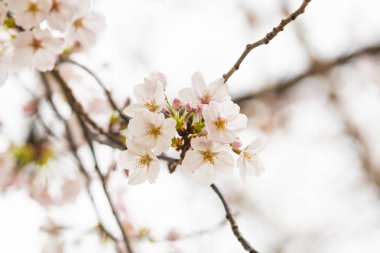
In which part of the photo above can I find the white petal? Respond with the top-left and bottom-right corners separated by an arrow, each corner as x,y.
228,114 -> 247,130
214,151 -> 234,175
147,160 -> 160,183
180,150 -> 203,172
193,164 -> 217,186
123,103 -> 146,117
119,150 -> 137,169
179,87 -> 198,104
128,168 -> 147,185
191,72 -> 207,97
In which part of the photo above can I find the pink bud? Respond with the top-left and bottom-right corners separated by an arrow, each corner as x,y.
200,128 -> 208,136
185,102 -> 194,112
196,104 -> 203,115
172,98 -> 183,110
231,138 -> 242,149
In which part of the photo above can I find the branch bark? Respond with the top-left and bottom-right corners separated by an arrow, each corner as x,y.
223,0 -> 312,82
233,44 -> 380,105
211,184 -> 259,253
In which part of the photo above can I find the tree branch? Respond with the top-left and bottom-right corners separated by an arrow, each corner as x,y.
211,184 -> 259,253
234,43 -> 380,104
223,0 -> 312,82
60,58 -> 130,123
50,70 -> 135,253
40,72 -> 120,243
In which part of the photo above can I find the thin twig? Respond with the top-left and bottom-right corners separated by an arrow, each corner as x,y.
50,70 -> 135,253
40,72 -> 119,243
223,0 -> 312,82
234,44 -> 380,104
211,184 -> 259,253
60,58 -> 130,123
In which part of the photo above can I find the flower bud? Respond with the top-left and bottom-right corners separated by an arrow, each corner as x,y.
185,102 -> 194,112
172,98 -> 183,110
231,138 -> 242,149
196,104 -> 203,115
200,128 -> 208,136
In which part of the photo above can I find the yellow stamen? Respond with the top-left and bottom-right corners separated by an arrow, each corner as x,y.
200,150 -> 217,165
28,2 -> 40,13
147,124 -> 161,139
215,117 -> 227,130
144,101 -> 159,112
30,38 -> 43,52
137,155 -> 152,168
74,18 -> 84,28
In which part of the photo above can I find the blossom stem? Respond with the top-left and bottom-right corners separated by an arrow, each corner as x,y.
211,184 -> 259,253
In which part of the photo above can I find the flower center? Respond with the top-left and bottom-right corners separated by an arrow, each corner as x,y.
201,150 -> 217,165
51,0 -> 61,12
144,101 -> 159,112
137,155 -> 152,168
28,2 -> 40,14
201,93 -> 211,104
215,117 -> 227,130
30,38 -> 43,52
74,18 -> 84,28
147,124 -> 161,139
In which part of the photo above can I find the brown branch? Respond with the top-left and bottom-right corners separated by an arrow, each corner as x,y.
60,58 -> 130,123
211,184 -> 259,253
328,82 -> 380,190
234,43 -> 380,104
50,70 -> 135,253
223,0 -> 312,82
40,72 -> 119,243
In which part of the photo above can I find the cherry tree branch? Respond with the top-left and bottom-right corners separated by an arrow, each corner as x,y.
59,58 -> 130,123
40,72 -> 119,243
234,43 -> 380,104
50,70 -> 134,253
223,0 -> 312,82
211,184 -> 259,253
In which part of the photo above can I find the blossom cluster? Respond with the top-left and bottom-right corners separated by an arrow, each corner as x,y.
119,72 -> 264,186
0,0 -> 105,85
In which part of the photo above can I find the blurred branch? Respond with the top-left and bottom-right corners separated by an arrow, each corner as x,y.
211,184 -> 259,253
328,84 -> 380,189
234,43 -> 380,104
223,0 -> 312,82
50,70 -> 135,253
40,73 -> 120,243
60,58 -> 130,123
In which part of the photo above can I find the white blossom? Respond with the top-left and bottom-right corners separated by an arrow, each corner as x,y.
179,72 -> 230,106
181,137 -> 234,186
13,29 -> 63,71
202,100 -> 247,144
6,0 -> 52,29
238,138 -> 265,182
46,0 -> 77,32
0,29 -> 14,85
124,73 -> 167,117
128,111 -> 176,155
119,139 -> 160,185
67,0 -> 105,47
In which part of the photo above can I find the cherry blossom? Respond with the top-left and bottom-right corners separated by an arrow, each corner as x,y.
119,139 -> 160,185
124,73 -> 167,117
6,0 -> 52,29
179,72 -> 230,106
202,100 -> 247,144
128,111 -> 176,155
181,137 -> 234,185
67,0 -> 105,47
238,138 -> 265,182
13,29 -> 63,71
46,0 -> 77,32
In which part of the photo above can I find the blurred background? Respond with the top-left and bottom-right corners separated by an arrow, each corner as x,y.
1,0 -> 380,252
